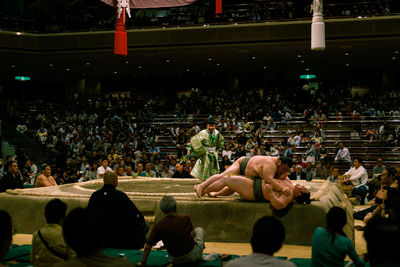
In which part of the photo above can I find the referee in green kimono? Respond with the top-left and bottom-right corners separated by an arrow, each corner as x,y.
190,116 -> 224,181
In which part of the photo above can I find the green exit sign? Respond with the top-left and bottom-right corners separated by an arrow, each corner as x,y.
300,74 -> 316,79
15,76 -> 31,81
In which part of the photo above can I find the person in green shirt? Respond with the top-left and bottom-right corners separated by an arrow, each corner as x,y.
311,207 -> 365,267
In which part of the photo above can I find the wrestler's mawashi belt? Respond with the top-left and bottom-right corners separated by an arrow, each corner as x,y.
253,177 -> 264,202
240,157 -> 250,176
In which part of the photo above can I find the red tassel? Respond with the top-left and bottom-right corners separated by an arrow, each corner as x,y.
114,9 -> 127,56
216,0 -> 222,14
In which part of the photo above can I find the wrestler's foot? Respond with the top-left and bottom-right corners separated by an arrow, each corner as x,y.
208,192 -> 217,198
194,184 -> 203,198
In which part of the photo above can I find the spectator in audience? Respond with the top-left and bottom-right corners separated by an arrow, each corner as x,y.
116,166 -> 125,176
289,165 -> 307,180
149,142 -> 160,161
125,166 -> 134,177
97,159 -> 112,179
152,158 -> 162,175
0,161 -> 23,192
87,171 -> 148,249
334,143 -> 351,163
368,158 -> 385,200
311,206 -> 365,267
184,160 -> 192,173
145,163 -> 156,177
283,144 -> 295,159
343,158 -> 369,205
35,165 -> 57,188
225,216 -> 295,267
0,210 -> 12,265
134,163 -> 148,178
366,126 -> 377,143
305,143 -> 316,164
22,158 -> 35,184
303,162 -> 315,181
314,158 -> 332,180
160,163 -> 174,178
31,199 -> 75,266
234,143 -> 246,159
222,144 -> 233,162
363,215 -> 400,267
137,196 -> 215,266
172,163 -> 192,178
53,207 -> 134,267
328,167 -> 341,183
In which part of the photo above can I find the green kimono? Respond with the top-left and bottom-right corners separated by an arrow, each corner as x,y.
190,129 -> 224,181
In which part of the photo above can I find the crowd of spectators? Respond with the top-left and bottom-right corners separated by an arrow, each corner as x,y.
0,0 -> 397,33
1,83 -> 399,191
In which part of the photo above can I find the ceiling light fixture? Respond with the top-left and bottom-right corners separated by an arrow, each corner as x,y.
138,66 -> 142,69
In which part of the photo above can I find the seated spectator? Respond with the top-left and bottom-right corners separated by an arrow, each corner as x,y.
160,163 -> 174,178
0,210 -> 12,264
145,163 -> 157,177
138,196 -> 215,266
342,158 -> 369,205
234,143 -> 246,159
184,160 -> 192,173
31,199 -> 75,266
245,137 -> 255,154
172,163 -> 192,178
116,166 -> 125,176
334,143 -> 351,163
311,207 -> 365,267
365,126 -> 377,143
290,165 -> 307,180
359,167 -> 397,223
314,158 -> 333,180
305,143 -> 316,164
149,142 -> 160,160
97,159 -> 112,179
125,166 -> 134,177
153,158 -> 163,176
363,215 -> 400,267
37,127 -> 48,144
87,171 -> 148,249
283,144 -> 295,159
53,208 -> 134,267
225,216 -> 295,267
134,163 -> 148,178
368,158 -> 385,200
21,158 -> 35,184
222,144 -> 233,162
0,161 -> 23,192
303,162 -> 315,181
328,167 -> 341,183
35,165 -> 57,188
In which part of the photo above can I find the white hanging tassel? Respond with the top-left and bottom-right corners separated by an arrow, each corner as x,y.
117,0 -> 131,18
311,0 -> 325,51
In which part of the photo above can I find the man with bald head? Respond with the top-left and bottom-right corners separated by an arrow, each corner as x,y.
87,171 -> 148,249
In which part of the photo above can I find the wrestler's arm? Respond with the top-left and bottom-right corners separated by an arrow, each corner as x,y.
263,184 -> 292,210
261,163 -> 286,192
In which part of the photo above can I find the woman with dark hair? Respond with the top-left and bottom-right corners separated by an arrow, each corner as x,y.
362,166 -> 399,224
311,207 -> 365,267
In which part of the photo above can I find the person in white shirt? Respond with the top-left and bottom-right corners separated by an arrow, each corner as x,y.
334,143 -> 351,163
342,158 -> 369,204
97,159 -> 112,179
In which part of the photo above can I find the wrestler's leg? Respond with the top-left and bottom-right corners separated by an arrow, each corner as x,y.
263,184 -> 292,210
204,175 -> 254,200
194,157 -> 244,197
209,186 -> 234,197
